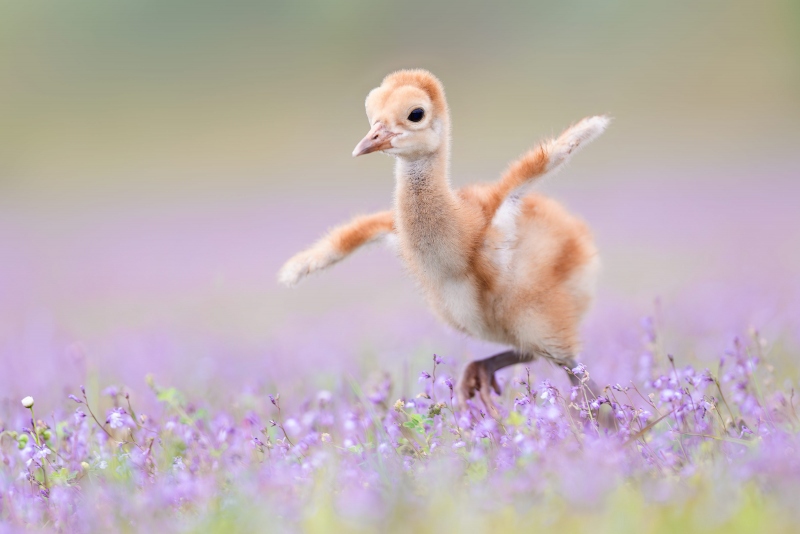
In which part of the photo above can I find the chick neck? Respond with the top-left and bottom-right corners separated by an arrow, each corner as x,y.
392,119 -> 469,278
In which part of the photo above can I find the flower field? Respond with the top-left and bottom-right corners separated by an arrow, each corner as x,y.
1,179 -> 799,533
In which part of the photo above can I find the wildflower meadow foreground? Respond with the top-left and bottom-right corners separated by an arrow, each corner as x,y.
2,308 -> 799,532
2,180 -> 799,533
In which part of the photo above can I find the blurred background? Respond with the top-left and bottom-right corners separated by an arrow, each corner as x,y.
1,1 -> 798,403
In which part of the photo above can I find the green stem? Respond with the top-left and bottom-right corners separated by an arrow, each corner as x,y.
29,407 -> 49,491
28,407 -> 40,447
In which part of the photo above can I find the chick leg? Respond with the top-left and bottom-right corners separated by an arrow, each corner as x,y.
457,350 -> 528,415
458,351 -> 604,416
556,356 -> 604,398
278,210 -> 393,287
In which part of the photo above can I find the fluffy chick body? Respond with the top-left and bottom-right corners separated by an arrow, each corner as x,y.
279,69 -> 609,410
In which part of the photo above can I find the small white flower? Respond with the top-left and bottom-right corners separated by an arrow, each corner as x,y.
21,396 -> 34,409
107,410 -> 124,429
172,457 -> 185,471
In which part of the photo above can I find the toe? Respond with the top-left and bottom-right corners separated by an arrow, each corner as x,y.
490,374 -> 501,396
457,362 -> 481,407
459,360 -> 502,415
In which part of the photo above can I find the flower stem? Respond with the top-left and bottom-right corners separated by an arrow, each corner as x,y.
28,406 -> 49,491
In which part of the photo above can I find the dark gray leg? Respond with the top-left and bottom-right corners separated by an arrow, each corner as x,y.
559,356 -> 603,397
458,350 -> 603,414
457,349 -> 533,414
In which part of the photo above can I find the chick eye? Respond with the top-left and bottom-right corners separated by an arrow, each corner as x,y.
407,108 -> 424,122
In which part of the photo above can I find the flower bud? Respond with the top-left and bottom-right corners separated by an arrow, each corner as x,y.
21,396 -> 34,409
81,461 -> 90,470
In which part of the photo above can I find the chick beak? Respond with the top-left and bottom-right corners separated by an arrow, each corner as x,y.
352,123 -> 397,157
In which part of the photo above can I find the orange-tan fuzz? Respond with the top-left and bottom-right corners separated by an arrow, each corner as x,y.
278,69 -> 610,415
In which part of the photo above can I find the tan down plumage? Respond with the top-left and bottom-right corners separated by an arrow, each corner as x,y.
278,69 -> 609,413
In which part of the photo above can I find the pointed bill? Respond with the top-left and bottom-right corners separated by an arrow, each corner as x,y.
352,123 -> 397,157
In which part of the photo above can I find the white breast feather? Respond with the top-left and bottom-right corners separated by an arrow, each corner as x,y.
439,277 -> 483,335
489,195 -> 521,271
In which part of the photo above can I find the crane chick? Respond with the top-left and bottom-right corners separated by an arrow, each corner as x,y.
279,69 -> 609,414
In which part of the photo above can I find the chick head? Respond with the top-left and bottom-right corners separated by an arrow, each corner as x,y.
353,69 -> 449,160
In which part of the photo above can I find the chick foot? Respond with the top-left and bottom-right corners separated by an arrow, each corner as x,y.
457,359 -> 502,417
